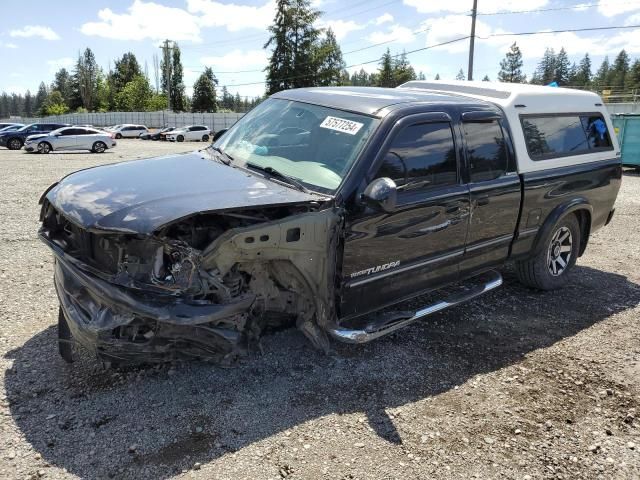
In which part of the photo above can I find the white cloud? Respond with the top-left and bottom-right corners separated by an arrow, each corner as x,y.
319,19 -> 365,40
47,57 -> 74,74
200,49 -> 268,71
403,0 -> 548,14
598,2 -> 640,17
80,0 -> 202,42
375,13 -> 393,25
366,24 -> 416,45
9,25 -> 59,41
187,0 -> 275,32
0,41 -> 18,49
625,12 -> 640,25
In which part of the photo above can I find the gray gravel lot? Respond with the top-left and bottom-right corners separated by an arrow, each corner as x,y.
0,140 -> 638,480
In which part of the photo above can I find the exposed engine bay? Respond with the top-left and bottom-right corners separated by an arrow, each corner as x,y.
40,200 -> 342,365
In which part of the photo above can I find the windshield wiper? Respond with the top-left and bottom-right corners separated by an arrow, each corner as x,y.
210,146 -> 234,165
247,163 -> 310,193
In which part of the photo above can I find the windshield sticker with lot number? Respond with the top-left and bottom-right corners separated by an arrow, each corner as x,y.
320,116 -> 364,135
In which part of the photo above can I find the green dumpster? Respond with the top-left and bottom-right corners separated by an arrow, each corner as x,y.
611,114 -> 640,169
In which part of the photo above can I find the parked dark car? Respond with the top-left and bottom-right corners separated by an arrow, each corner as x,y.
0,123 -> 69,150
0,123 -> 24,133
140,127 -> 176,141
39,83 -> 621,366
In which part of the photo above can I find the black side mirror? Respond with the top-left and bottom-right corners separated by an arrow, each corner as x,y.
212,129 -> 228,142
362,177 -> 397,213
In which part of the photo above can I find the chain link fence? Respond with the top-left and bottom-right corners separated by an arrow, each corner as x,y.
1,111 -> 245,130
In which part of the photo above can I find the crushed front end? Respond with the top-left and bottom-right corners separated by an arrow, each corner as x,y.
39,198 -> 341,366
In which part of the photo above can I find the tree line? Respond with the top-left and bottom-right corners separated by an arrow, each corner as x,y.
0,46 -> 263,119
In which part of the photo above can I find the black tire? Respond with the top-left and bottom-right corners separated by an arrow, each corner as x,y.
202,134 -> 209,142
115,133 -> 122,139
7,137 -> 22,150
92,141 -> 107,153
177,135 -> 184,142
58,307 -> 75,363
37,141 -> 52,154
515,214 -> 581,290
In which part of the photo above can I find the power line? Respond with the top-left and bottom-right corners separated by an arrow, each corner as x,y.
477,23 -> 640,38
477,0 -> 640,16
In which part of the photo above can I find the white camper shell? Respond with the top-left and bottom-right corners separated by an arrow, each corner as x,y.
398,81 -> 621,174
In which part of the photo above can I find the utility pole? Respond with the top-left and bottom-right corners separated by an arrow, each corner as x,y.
467,0 -> 478,81
160,39 -> 173,111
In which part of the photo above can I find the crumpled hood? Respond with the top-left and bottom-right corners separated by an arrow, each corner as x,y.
45,150 -> 328,234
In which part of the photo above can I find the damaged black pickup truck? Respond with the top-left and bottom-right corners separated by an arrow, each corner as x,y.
39,82 -> 622,365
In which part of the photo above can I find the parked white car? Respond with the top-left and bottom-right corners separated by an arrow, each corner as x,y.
24,126 -> 117,154
165,125 -> 211,142
111,124 -> 148,139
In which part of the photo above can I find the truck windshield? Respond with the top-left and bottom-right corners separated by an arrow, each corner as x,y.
213,98 -> 378,192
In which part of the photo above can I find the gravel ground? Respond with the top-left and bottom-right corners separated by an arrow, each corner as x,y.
0,140 -> 638,480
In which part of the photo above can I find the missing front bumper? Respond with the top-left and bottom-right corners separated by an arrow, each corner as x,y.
53,253 -> 254,365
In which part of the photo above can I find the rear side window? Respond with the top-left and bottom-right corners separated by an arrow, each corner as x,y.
376,122 -> 457,190
463,120 -> 508,182
521,114 -> 613,160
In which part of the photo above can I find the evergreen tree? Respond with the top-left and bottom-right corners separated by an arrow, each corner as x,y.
626,59 -> 640,90
608,49 -> 630,91
555,48 -> 571,86
264,0 -> 322,94
0,93 -> 9,118
393,51 -> 416,86
315,28 -> 345,86
377,49 -> 394,87
593,56 -> 610,90
191,67 -> 218,112
23,90 -> 33,116
532,48 -> 556,85
34,82 -> 48,115
434,73 -> 440,80
52,68 -> 72,108
112,52 -> 142,93
498,43 -> 525,83
234,92 -> 242,111
170,45 -> 186,111
573,53 -> 592,87
417,71 -> 426,81
455,69 -> 465,80
75,48 -> 99,110
482,75 -> 490,81
10,94 -> 22,116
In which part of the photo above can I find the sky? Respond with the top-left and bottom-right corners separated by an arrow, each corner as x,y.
1,0 -> 640,99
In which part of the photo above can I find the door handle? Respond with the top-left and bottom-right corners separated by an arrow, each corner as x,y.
476,195 -> 490,206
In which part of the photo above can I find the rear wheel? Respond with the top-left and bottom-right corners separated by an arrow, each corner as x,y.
202,134 -> 209,142
115,133 -> 122,139
37,141 -> 52,154
177,134 -> 185,142
515,214 -> 581,290
58,307 -> 75,363
92,141 -> 106,153
7,137 -> 22,150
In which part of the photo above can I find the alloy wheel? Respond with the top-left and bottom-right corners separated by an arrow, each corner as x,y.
38,142 -> 50,154
547,226 -> 573,276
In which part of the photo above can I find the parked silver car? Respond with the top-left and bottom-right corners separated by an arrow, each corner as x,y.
24,126 -> 117,154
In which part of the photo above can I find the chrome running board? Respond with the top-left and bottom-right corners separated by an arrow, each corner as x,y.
329,270 -> 503,344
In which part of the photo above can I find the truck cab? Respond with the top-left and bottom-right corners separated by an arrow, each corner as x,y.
39,83 -> 622,365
